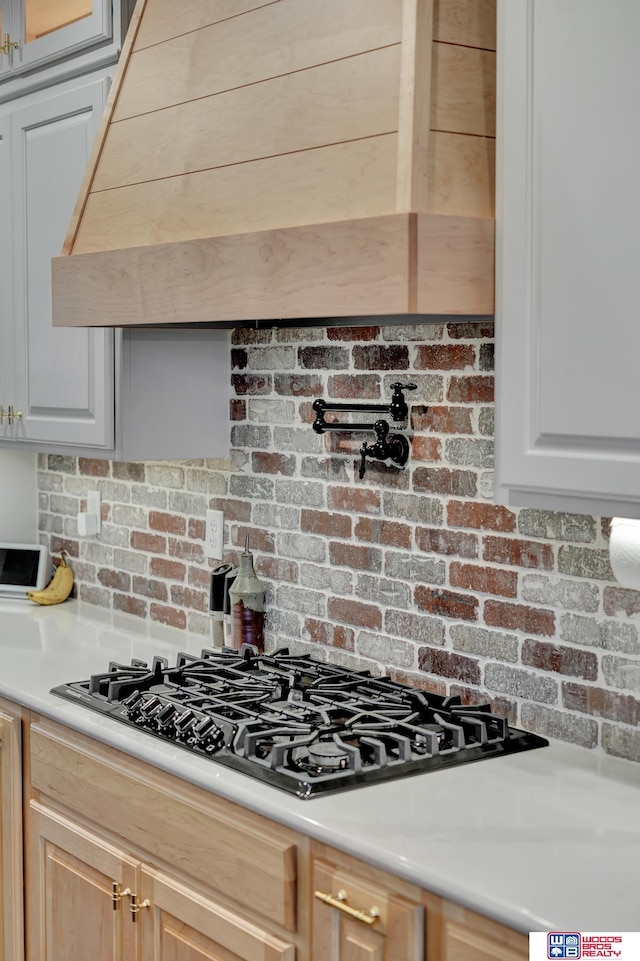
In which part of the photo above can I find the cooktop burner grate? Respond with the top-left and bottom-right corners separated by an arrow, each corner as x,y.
51,646 -> 548,799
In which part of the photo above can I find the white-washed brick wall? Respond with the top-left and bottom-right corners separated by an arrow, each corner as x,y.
37,323 -> 640,763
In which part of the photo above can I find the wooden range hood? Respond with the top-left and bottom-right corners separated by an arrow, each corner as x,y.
52,0 -> 496,328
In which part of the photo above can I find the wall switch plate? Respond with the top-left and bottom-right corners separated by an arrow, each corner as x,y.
205,509 -> 224,560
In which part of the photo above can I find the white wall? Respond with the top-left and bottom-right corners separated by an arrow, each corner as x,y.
0,451 -> 38,541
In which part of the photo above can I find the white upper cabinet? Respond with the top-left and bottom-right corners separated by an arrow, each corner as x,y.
0,1 -> 10,79
0,0 -> 111,78
0,1 -> 230,461
496,0 -> 640,519
0,66 -> 231,459
0,71 -> 114,447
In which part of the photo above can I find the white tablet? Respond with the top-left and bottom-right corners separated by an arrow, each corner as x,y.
0,544 -> 50,596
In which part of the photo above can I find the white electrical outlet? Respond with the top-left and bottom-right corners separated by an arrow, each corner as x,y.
87,490 -> 101,533
205,509 -> 224,560
77,490 -> 102,536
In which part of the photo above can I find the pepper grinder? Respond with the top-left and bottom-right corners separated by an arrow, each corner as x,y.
228,534 -> 265,652
208,563 -> 233,648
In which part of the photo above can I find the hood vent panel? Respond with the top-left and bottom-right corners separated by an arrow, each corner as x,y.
53,0 -> 496,328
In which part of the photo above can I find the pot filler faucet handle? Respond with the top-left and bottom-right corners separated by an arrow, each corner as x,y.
388,382 -> 417,421
359,419 -> 410,479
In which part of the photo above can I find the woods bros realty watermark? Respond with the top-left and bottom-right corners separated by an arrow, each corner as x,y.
529,933 -> 640,959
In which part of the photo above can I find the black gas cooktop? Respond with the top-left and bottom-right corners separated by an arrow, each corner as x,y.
51,647 -> 548,799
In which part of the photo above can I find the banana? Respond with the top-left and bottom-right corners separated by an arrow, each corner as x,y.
27,551 -> 74,606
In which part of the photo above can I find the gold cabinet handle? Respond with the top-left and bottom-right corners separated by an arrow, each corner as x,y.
0,406 -> 22,425
314,889 -> 380,925
111,882 -> 132,910
129,893 -> 151,922
1,33 -> 18,55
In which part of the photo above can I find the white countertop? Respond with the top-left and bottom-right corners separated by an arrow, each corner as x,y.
1,598 -> 639,934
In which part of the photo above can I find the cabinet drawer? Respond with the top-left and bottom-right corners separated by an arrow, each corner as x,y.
29,722 -> 298,932
312,858 -> 423,960
440,918 -> 528,961
426,897 -> 530,961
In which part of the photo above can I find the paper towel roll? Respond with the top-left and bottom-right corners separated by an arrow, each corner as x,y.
609,517 -> 640,590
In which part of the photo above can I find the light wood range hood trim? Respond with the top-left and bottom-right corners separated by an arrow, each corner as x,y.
52,213 -> 494,327
52,0 -> 496,328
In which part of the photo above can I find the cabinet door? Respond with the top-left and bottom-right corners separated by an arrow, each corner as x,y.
312,860 -> 423,961
496,0 -> 640,518
139,866 -> 295,961
425,895 -> 529,961
1,0 -> 111,75
0,0 -> 12,78
0,110 -> 11,410
437,917 -> 527,961
0,706 -> 23,961
27,802 -> 139,961
2,71 -> 114,447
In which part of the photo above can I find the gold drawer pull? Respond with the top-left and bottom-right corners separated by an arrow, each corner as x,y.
314,888 -> 380,925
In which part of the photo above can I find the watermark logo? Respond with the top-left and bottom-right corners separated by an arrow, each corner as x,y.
530,932 -> 635,960
548,933 -> 581,959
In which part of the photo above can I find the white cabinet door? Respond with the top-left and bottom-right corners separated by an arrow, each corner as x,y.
496,0 -> 640,518
0,0 -> 111,76
1,70 -> 114,447
0,111 -> 12,411
0,0 -> 12,79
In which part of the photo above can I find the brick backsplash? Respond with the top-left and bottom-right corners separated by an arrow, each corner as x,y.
37,322 -> 640,763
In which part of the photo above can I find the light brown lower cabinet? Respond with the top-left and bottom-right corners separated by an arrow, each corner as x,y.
16,711 -> 529,961
139,865 -> 295,961
25,717 -> 302,961
0,700 -> 24,961
28,804 -> 138,961
311,851 -> 424,960
424,894 -> 529,961
28,802 -> 296,961
309,846 -> 529,961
